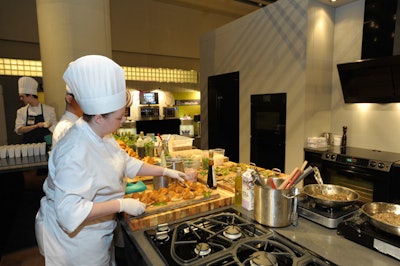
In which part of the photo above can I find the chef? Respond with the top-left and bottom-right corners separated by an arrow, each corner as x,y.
35,55 -> 187,266
14,76 -> 57,143
51,85 -> 83,147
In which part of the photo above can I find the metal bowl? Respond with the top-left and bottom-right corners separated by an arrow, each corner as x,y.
361,202 -> 400,236
302,184 -> 360,208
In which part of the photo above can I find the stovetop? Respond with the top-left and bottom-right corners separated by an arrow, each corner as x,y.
144,208 -> 337,266
318,147 -> 400,162
337,212 -> 400,261
320,146 -> 400,172
298,199 -> 360,229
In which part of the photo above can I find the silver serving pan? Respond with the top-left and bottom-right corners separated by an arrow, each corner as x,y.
302,184 -> 360,208
361,202 -> 400,236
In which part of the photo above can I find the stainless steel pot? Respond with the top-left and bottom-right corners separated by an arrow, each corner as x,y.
302,184 -> 359,208
361,202 -> 400,236
254,178 -> 299,227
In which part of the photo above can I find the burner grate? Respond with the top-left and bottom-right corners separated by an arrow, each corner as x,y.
144,208 -> 338,266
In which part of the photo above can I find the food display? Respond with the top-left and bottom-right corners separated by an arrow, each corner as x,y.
126,180 -> 211,206
116,139 -> 155,164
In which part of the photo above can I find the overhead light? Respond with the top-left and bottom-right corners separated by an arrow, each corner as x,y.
330,0 -> 337,2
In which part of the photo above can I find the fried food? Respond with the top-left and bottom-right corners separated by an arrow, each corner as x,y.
127,181 -> 210,206
373,212 -> 400,226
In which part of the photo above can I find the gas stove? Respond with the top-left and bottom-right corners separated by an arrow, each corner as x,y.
337,212 -> 400,261
144,208 -> 337,266
298,199 -> 360,229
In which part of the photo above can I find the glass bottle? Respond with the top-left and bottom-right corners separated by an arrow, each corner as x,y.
341,126 -> 347,147
234,167 -> 242,206
207,150 -> 217,189
136,137 -> 145,158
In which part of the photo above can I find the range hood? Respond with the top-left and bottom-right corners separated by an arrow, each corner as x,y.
337,55 -> 400,103
336,0 -> 400,104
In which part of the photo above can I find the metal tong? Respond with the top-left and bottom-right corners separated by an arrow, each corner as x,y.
250,163 -> 264,187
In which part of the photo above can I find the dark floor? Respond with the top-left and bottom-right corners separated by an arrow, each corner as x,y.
0,171 -> 42,256
0,170 -> 128,265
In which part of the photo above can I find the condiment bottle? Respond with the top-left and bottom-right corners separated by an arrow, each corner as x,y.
207,150 -> 217,189
234,167 -> 242,206
341,126 -> 347,147
136,137 -> 145,158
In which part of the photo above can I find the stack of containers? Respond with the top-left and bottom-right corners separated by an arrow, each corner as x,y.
0,142 -> 47,159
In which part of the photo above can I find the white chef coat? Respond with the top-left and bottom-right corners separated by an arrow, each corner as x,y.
15,103 -> 57,133
51,111 -> 79,148
35,118 -> 144,266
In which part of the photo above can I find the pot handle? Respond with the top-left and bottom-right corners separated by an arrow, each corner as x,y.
282,188 -> 300,227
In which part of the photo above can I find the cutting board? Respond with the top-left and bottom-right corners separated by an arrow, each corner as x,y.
124,187 -> 234,231
133,189 -> 220,217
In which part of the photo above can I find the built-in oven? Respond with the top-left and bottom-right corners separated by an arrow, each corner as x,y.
305,147 -> 400,204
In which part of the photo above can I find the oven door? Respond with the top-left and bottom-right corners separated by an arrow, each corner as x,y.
322,161 -> 390,203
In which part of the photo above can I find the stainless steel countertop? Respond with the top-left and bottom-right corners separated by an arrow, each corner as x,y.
0,155 -> 48,173
122,205 -> 400,266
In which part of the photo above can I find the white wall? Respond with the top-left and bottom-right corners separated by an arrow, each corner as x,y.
332,0 -> 400,152
200,0 -> 334,171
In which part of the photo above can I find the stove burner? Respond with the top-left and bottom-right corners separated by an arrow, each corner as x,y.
145,209 -> 338,265
250,251 -> 277,266
157,223 -> 170,233
156,231 -> 170,241
194,242 -> 211,256
223,225 -> 242,240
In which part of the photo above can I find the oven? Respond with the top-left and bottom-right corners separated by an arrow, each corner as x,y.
304,147 -> 400,204
127,208 -> 336,266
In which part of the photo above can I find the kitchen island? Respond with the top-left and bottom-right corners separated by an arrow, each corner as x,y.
120,204 -> 400,265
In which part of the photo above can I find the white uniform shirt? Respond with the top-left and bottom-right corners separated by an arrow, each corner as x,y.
51,111 -> 79,148
35,118 -> 144,266
14,103 -> 57,133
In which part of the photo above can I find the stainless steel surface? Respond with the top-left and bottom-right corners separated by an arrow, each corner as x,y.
0,155 -> 48,174
298,204 -> 359,229
303,184 -> 360,208
122,205 -> 400,266
254,178 -> 297,227
153,175 -> 170,190
361,202 -> 400,236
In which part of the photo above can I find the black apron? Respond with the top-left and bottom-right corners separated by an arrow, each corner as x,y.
24,104 -> 51,144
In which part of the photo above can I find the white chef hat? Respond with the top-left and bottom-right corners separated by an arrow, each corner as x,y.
63,55 -> 126,115
18,77 -> 38,95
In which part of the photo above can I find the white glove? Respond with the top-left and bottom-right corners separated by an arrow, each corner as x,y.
163,168 -> 187,182
117,198 -> 146,216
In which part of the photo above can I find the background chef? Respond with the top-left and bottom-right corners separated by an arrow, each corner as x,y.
14,76 -> 57,144
35,55 -> 187,266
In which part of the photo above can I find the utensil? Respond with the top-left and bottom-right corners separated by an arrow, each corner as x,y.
361,202 -> 400,236
249,163 -> 263,187
313,166 -> 324,185
302,184 -> 360,208
291,166 -> 313,187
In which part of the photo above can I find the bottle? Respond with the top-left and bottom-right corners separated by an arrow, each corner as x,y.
341,126 -> 347,147
162,139 -> 170,157
207,150 -> 217,189
136,137 -> 145,158
234,167 -> 242,206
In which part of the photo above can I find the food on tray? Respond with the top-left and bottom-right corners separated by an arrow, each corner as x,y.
372,212 -> 400,226
126,180 -> 211,206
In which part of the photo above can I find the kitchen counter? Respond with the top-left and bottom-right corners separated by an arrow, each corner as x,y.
0,154 -> 47,174
120,204 -> 400,266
